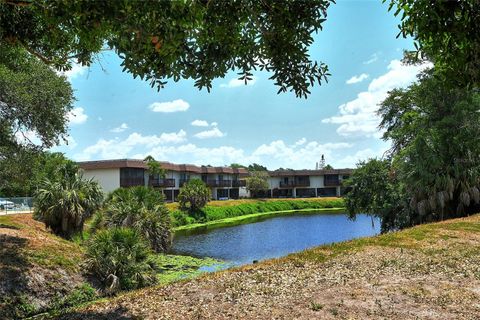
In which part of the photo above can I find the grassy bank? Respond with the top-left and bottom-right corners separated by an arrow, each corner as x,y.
171,197 -> 344,228
59,214 -> 480,319
0,214 -> 225,319
174,207 -> 344,235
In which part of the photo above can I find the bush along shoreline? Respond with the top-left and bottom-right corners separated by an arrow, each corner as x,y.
171,198 -> 345,229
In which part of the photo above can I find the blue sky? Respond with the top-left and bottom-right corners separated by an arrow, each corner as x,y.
55,1 -> 428,170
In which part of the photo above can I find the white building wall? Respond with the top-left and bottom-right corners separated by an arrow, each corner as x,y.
239,187 -> 250,198
268,177 -> 281,189
82,168 -> 120,193
309,176 -> 324,188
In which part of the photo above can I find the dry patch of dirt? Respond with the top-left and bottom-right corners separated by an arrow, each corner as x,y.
0,214 -> 85,319
59,215 -> 480,320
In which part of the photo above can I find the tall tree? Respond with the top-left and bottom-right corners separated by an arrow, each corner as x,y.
347,70 -> 480,231
0,46 -> 74,187
246,171 -> 270,198
379,71 -> 480,222
248,163 -> 268,172
1,0 -> 334,98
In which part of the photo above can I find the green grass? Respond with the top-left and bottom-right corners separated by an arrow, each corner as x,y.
171,198 -> 345,228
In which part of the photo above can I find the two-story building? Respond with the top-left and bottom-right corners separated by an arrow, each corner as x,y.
78,159 -> 352,201
78,159 -> 249,201
265,169 -> 352,198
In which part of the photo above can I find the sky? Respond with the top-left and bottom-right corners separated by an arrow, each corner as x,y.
53,0 -> 429,170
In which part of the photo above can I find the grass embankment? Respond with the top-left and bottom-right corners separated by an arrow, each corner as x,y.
59,214 -> 480,319
171,197 -> 345,230
0,214 -> 85,319
0,214 -> 223,320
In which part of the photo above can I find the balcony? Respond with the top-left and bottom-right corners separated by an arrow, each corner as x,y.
120,177 -> 145,187
279,179 -> 310,188
206,180 -> 232,188
324,174 -> 341,187
232,180 -> 246,187
151,178 -> 175,188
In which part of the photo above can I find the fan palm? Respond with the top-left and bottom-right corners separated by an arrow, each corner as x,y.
34,171 -> 103,238
102,186 -> 172,253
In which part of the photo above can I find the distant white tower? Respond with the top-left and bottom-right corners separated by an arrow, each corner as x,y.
318,154 -> 325,170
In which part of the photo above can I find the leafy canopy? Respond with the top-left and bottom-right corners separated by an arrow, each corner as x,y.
1,0 -> 334,98
246,171 -> 270,197
347,70 -> 480,231
0,46 -> 74,187
389,0 -> 480,87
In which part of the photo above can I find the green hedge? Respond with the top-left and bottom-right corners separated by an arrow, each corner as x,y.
171,199 -> 344,227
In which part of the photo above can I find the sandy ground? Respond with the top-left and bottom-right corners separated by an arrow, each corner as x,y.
59,215 -> 480,320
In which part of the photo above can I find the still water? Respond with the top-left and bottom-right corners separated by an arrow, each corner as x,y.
172,212 -> 380,266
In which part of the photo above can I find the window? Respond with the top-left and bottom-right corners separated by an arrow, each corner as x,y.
120,168 -> 145,187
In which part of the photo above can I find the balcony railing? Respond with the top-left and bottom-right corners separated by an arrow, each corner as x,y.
206,180 -> 232,187
120,177 -> 145,187
324,179 -> 340,186
232,180 -> 246,187
279,180 -> 310,188
151,178 -> 175,188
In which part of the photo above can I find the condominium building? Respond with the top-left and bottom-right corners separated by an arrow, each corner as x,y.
78,159 -> 249,201
264,169 -> 352,198
78,159 -> 352,201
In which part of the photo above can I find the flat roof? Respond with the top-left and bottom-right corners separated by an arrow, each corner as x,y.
77,159 -> 249,175
267,168 -> 353,177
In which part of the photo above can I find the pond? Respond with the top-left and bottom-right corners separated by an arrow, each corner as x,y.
172,212 -> 380,266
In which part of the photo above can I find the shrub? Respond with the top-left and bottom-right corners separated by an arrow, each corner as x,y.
101,186 -> 172,252
178,179 -> 211,214
34,171 -> 103,239
86,227 -> 156,292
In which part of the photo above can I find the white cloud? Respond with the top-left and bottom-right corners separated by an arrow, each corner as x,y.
59,63 -> 87,81
130,139 -> 352,169
110,123 -> 129,133
322,60 -> 431,138
293,137 -> 307,147
210,122 -> 218,127
68,107 -> 88,125
194,127 -> 226,139
15,130 -> 41,146
149,99 -> 190,113
191,120 -> 209,127
220,76 -> 257,88
76,136 -> 354,169
346,73 -> 369,84
76,130 -> 187,160
335,147 -> 389,168
65,136 -> 78,150
363,52 -> 380,65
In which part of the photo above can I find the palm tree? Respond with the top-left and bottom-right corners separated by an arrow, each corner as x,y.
102,186 -> 172,253
34,170 -> 103,238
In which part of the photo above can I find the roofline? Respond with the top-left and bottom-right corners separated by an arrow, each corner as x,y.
77,159 -> 249,175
